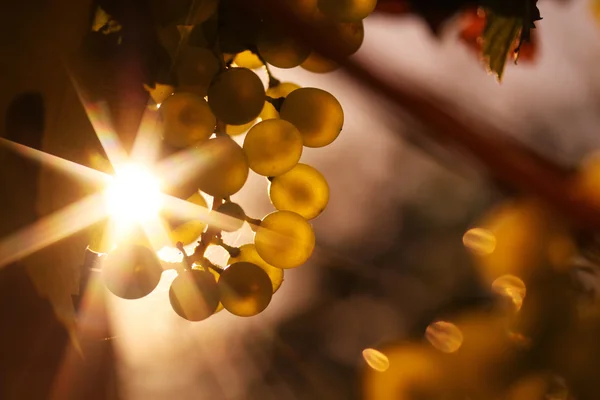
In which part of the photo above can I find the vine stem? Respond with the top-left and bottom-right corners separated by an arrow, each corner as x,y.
238,0 -> 600,232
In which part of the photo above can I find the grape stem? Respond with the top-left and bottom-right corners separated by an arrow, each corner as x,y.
214,236 -> 241,258
245,215 -> 262,232
265,96 -> 285,112
253,47 -> 280,88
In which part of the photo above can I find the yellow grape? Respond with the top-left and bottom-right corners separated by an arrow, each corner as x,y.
243,120 -> 303,176
102,244 -> 163,299
268,82 -> 301,98
259,102 -> 279,121
169,269 -> 220,321
218,262 -> 273,316
318,0 -> 377,22
159,92 -> 216,148
233,50 -> 263,69
195,136 -> 249,198
226,119 -> 257,136
208,68 -> 265,125
301,51 -> 340,73
256,32 -> 310,69
215,201 -> 246,232
255,210 -> 315,269
259,82 -> 301,120
168,192 -> 208,246
269,163 -> 329,219
280,88 -> 344,148
227,244 -> 284,293
176,47 -> 220,97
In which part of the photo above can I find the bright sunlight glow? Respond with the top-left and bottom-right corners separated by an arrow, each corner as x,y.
105,164 -> 162,224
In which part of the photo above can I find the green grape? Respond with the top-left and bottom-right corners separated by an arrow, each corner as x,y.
226,119 -> 257,136
243,120 -> 303,176
269,163 -> 329,220
233,50 -> 263,69
228,244 -> 284,293
167,192 -> 208,245
176,47 -> 220,97
318,0 -> 377,22
280,88 -> 344,148
312,15 -> 364,57
195,136 -> 249,198
218,262 -> 273,316
256,31 -> 311,69
169,269 -> 220,321
255,210 -> 315,269
301,51 -> 340,73
208,68 -> 265,125
159,93 -> 216,148
259,82 -> 301,120
215,201 -> 246,232
102,244 -> 163,300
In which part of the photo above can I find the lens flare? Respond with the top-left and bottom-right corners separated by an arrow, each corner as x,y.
362,348 -> 390,372
105,164 -> 162,224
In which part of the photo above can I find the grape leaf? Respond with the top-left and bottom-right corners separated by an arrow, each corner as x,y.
481,11 -> 522,80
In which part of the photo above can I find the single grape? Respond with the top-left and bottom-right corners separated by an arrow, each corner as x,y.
259,102 -> 279,121
167,192 -> 208,245
169,269 -> 220,321
243,120 -> 303,176
195,136 -> 249,198
233,50 -> 263,69
228,244 -> 284,293
318,0 -> 377,22
218,262 -> 273,316
269,163 -> 329,219
255,210 -> 315,269
208,68 -> 265,125
176,47 -> 220,97
159,93 -> 216,148
256,31 -> 311,69
288,0 -> 319,20
102,244 -> 163,299
280,88 -> 344,148
301,51 -> 340,73
215,201 -> 246,232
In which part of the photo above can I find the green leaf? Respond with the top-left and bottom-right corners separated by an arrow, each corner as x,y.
482,11 -> 521,81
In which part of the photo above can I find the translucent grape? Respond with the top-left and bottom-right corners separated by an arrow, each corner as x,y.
102,244 -> 163,299
301,51 -> 340,73
207,68 -> 265,125
228,244 -> 284,293
195,136 -> 249,198
233,50 -> 263,69
243,120 -> 303,176
218,262 -> 273,316
255,210 -> 315,269
169,269 -> 220,321
269,163 -> 329,219
280,88 -> 344,148
215,201 -> 246,232
176,47 -> 220,97
318,0 -> 377,22
159,93 -> 216,148
257,32 -> 310,69
167,192 -> 208,245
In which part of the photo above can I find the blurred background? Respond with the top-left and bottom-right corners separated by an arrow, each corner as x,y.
3,0 -> 600,399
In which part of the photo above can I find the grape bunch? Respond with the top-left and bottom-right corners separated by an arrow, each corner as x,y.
92,0 -> 377,321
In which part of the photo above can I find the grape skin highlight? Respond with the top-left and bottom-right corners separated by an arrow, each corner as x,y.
218,262 -> 273,317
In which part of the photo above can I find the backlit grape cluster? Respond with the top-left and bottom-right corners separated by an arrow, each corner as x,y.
93,0 -> 377,321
